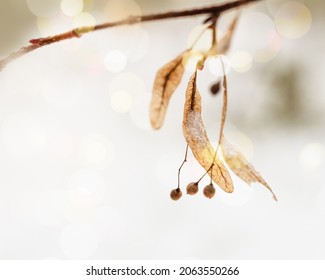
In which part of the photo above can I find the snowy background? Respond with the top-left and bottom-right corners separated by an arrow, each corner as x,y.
0,0 -> 324,259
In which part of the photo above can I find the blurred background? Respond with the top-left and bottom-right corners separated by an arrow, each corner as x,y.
0,0 -> 324,259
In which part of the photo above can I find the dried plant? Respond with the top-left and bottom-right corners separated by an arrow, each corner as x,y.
221,136 -> 278,201
216,14 -> 240,54
0,0 -> 277,202
182,71 -> 233,193
149,8 -> 277,201
150,51 -> 187,129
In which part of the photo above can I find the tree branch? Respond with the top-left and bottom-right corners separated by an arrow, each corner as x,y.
0,0 -> 260,71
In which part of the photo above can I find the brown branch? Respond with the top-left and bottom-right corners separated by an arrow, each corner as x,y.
0,0 -> 260,71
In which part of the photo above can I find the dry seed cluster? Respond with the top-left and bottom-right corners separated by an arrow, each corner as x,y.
149,13 -> 277,202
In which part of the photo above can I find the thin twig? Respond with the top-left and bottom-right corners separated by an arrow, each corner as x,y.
0,0 -> 260,71
196,164 -> 214,184
177,144 -> 189,189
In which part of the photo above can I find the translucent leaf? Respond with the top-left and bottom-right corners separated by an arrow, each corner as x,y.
182,72 -> 233,193
221,135 -> 278,201
150,51 -> 186,129
217,15 -> 239,54
217,58 -> 277,201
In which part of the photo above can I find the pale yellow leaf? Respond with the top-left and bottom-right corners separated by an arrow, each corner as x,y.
221,135 -> 278,201
150,52 -> 186,129
182,72 -> 233,193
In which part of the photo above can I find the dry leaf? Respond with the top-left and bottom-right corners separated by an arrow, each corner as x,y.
217,14 -> 239,54
221,135 -> 278,201
217,59 -> 277,201
182,72 -> 233,193
218,62 -> 228,144
150,51 -> 186,129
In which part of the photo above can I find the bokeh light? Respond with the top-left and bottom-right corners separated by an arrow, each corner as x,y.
232,12 -> 282,64
61,0 -> 83,17
96,25 -> 149,63
41,68 -> 84,108
299,143 -> 325,169
37,14 -> 73,37
254,31 -> 282,63
104,0 -> 142,21
235,12 -> 276,52
104,50 -> 127,73
229,12 -> 280,64
187,24 -> 211,51
73,12 -> 96,35
110,91 -> 133,113
46,126 -> 75,161
183,50 -> 204,73
231,51 -> 253,73
265,0 -> 286,17
67,168 -> 107,209
79,134 -> 115,169
108,72 -> 146,97
130,94 -> 151,130
275,2 -> 312,39
37,17 -> 54,36
126,27 -> 150,62
207,55 -> 231,77
27,0 -> 61,17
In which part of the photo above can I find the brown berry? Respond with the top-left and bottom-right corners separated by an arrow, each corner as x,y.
203,183 -> 215,199
210,81 -> 221,95
170,188 -> 182,201
186,182 -> 199,195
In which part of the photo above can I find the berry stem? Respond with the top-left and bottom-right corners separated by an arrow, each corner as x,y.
196,164 -> 214,184
177,144 -> 189,189
210,167 -> 213,184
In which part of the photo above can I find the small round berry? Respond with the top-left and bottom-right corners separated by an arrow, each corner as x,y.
203,183 -> 215,199
170,188 -> 182,201
210,81 -> 221,95
186,182 -> 199,195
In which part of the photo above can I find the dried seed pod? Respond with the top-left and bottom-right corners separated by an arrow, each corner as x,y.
182,71 -> 233,193
170,188 -> 182,201
186,182 -> 199,195
150,51 -> 187,129
203,183 -> 216,199
210,81 -> 221,95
